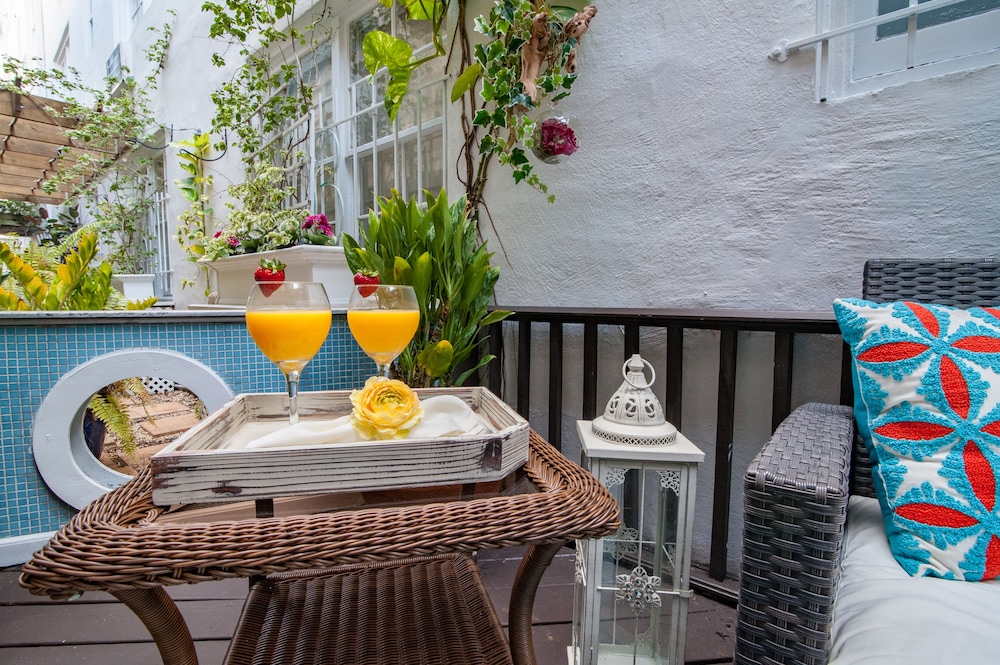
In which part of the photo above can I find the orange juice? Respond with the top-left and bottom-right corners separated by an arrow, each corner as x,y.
246,309 -> 332,372
347,309 -> 420,364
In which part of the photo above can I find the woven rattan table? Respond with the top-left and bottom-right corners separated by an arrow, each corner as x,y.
20,431 -> 618,665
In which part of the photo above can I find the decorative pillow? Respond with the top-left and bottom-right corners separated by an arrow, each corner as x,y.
834,298 -> 1000,581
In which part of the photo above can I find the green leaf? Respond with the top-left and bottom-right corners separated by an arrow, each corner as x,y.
392,256 -> 413,285
480,310 -> 512,327
419,339 -> 454,379
451,63 -> 483,103
473,109 -> 492,126
362,31 -> 415,122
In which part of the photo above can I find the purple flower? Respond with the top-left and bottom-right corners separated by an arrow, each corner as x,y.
538,117 -> 578,157
226,235 -> 240,248
213,230 -> 223,238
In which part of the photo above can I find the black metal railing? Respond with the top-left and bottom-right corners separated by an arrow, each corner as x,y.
483,307 -> 850,584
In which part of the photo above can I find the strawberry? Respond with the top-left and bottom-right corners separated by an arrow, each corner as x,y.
353,269 -> 380,297
254,258 -> 286,296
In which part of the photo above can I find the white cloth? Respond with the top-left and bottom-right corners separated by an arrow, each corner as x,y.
829,496 -> 1000,664
239,395 -> 486,449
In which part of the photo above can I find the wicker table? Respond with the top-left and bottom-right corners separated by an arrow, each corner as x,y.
20,431 -> 618,665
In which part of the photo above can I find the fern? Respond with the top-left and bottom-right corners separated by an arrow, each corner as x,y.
88,377 -> 155,458
89,392 -> 136,456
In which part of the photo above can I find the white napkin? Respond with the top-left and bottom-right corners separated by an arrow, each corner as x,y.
241,395 -> 486,449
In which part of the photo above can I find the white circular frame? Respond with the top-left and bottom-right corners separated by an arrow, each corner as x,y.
33,349 -> 233,508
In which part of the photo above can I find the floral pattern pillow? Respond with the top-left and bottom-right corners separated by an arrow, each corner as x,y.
834,298 -> 1000,580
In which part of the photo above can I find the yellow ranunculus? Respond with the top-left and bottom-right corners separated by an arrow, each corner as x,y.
349,376 -> 424,440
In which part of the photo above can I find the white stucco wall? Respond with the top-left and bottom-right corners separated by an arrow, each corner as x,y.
479,2 -> 1000,312
11,0 -> 1000,576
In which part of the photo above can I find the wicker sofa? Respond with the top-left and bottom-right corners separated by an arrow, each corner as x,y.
735,259 -> 1000,665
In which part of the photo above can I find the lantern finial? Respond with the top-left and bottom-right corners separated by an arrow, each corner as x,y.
591,354 -> 677,445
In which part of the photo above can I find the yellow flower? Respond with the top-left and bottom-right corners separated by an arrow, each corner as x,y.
350,376 -> 424,440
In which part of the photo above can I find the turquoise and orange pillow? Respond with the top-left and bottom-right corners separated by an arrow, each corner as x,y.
835,298 -> 1000,581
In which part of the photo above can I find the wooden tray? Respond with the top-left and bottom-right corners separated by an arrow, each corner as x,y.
150,387 -> 528,506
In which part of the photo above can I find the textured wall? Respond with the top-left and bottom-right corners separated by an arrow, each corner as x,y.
479,1 -> 1000,310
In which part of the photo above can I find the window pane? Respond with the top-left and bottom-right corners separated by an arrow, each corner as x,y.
878,0 -> 1000,39
358,152 -> 375,214
350,5 -> 392,82
421,130 -> 443,196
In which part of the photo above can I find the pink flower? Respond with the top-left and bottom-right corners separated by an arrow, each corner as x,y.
303,213 -> 329,230
213,230 -> 223,238
538,117 -> 578,157
226,235 -> 240,248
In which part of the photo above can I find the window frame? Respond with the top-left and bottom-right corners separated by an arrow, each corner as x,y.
823,0 -> 1000,100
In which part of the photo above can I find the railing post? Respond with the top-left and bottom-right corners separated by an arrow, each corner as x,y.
710,329 -> 738,581
771,330 -> 794,431
517,320 -> 532,418
582,322 -> 599,420
548,322 -> 563,449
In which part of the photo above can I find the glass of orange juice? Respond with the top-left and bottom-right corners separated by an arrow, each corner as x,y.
346,284 -> 419,379
246,281 -> 332,424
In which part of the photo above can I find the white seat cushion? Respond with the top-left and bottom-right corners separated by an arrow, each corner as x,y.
829,496 -> 1000,664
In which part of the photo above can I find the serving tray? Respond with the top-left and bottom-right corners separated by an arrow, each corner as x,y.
150,387 -> 528,505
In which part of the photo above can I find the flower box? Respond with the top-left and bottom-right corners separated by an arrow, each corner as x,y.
149,387 -> 529,505
202,245 -> 353,308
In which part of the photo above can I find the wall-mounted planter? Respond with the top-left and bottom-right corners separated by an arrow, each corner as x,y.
202,245 -> 353,308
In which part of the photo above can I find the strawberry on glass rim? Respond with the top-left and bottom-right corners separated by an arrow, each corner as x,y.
255,258 -> 286,296
353,269 -> 380,298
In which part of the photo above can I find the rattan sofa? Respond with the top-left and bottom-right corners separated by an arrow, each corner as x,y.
735,259 -> 1000,665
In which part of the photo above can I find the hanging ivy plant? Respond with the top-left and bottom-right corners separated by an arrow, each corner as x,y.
454,1 -> 596,204
364,0 -> 596,222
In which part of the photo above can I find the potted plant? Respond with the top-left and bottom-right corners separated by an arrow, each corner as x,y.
199,161 -> 351,307
0,230 -> 158,462
342,189 -> 511,387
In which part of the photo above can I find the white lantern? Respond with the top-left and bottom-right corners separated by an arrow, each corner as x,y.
571,354 -> 704,665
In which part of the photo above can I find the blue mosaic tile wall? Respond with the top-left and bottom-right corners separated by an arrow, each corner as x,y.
0,312 -> 371,540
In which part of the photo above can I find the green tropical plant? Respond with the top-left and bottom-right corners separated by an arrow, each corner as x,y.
342,189 -> 511,387
0,231 -> 157,458
362,0 -> 450,123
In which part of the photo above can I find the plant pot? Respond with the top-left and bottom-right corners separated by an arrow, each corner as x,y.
82,408 -> 105,459
112,273 -> 156,301
202,245 -> 353,308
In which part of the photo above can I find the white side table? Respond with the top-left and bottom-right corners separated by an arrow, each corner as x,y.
571,420 -> 704,665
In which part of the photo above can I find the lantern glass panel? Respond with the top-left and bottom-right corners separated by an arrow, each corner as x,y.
590,464 -> 683,663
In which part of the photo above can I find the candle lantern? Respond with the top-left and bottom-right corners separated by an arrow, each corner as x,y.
572,354 -> 704,665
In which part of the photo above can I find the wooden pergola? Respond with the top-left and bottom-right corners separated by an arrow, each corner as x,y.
0,89 -> 79,206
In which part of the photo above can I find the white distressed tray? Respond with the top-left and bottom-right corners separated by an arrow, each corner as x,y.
150,387 -> 528,506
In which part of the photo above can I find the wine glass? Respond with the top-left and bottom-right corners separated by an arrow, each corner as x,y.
246,281 -> 332,424
347,284 -> 420,378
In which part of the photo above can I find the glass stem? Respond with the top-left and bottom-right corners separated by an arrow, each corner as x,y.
285,370 -> 301,425
378,363 -> 391,379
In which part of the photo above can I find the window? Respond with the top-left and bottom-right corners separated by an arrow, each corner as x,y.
129,0 -> 143,28
54,25 -> 70,69
329,2 -> 446,237
826,0 -> 1000,98
255,1 -> 446,240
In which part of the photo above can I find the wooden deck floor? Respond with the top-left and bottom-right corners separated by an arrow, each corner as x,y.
1,546 -> 736,665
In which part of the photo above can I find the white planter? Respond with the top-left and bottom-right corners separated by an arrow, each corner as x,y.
111,273 -> 156,301
202,245 -> 353,308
